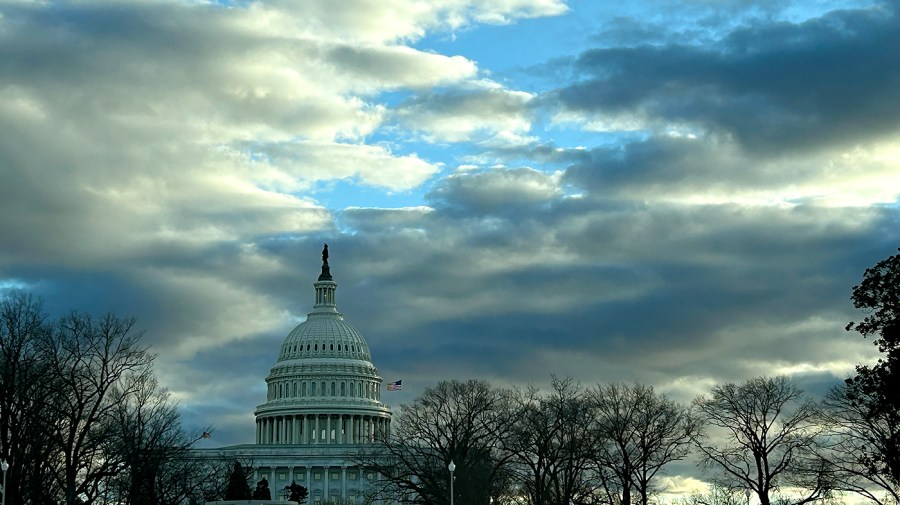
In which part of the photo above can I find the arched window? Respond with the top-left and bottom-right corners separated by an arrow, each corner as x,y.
311,382 -> 317,396
341,382 -> 346,396
331,382 -> 336,396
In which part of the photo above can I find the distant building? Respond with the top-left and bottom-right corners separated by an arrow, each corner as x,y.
201,246 -> 393,504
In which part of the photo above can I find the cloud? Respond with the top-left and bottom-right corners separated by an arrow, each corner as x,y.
329,197 -> 896,402
428,166 -> 562,214
393,83 -> 534,143
556,2 -> 900,154
249,0 -> 568,43
2,0 -> 898,459
561,135 -> 900,206
251,141 -> 440,191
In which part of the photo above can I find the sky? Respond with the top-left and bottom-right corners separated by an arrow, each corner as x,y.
2,0 -> 900,492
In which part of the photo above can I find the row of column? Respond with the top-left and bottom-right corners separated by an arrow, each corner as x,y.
257,413 -> 390,444
268,379 -> 380,401
253,465 -> 357,502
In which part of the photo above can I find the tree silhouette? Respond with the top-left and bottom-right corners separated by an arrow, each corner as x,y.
224,461 -> 251,500
284,480 -> 309,504
252,476 -> 272,500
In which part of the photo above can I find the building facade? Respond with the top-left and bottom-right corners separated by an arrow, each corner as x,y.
202,247 -> 393,504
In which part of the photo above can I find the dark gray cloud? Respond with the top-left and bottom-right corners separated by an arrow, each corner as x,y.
557,2 -> 900,154
426,167 -> 561,215
330,189 -> 897,405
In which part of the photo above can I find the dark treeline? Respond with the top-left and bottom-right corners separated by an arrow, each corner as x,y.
362,249 -> 900,505
363,373 -> 895,505
0,291 -> 226,505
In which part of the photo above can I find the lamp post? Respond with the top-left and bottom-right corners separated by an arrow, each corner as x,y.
448,460 -> 455,505
745,488 -> 752,505
1,460 -> 9,505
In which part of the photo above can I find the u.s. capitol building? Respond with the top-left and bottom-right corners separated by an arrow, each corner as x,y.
203,246 -> 393,504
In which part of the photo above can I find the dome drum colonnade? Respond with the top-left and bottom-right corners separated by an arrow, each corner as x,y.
255,413 -> 390,445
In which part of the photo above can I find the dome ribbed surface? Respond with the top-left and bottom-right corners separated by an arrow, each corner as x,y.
278,313 -> 372,362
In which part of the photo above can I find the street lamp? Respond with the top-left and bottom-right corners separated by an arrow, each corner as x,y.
448,460 -> 455,505
1,460 -> 9,505
745,488 -> 752,505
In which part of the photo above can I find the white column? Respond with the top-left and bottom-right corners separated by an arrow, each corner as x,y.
315,415 -> 320,443
342,466 -> 347,500
324,465 -> 330,501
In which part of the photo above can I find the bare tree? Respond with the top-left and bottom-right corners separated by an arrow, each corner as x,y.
692,376 -> 832,505
42,312 -> 155,505
1,291 -> 211,505
0,291 -> 61,504
672,484 -> 749,505
505,377 -> 597,505
360,379 -> 516,505
820,383 -> 899,505
589,382 -> 699,505
104,372 -> 215,505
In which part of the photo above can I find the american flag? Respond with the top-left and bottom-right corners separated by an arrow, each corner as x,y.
386,380 -> 402,391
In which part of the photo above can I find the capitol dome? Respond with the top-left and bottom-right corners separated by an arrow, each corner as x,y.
254,245 -> 392,445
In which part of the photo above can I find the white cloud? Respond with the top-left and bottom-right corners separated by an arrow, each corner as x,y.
258,141 -> 440,191
249,0 -> 568,43
395,85 -> 535,143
